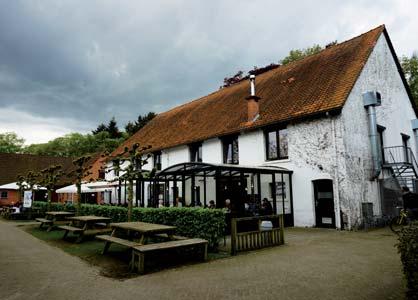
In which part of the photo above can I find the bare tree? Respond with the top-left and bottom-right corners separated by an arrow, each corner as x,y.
107,143 -> 153,222
67,155 -> 93,216
39,165 -> 63,211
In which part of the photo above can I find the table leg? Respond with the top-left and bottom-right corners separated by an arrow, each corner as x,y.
102,227 -> 117,254
47,217 -> 55,232
139,234 -> 146,245
137,252 -> 145,274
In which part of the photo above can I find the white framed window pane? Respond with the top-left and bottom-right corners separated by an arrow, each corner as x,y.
268,131 -> 278,159
279,129 -> 288,158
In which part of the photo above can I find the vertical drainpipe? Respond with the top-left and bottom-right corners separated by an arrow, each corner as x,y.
363,91 -> 382,179
331,116 -> 341,229
411,119 -> 418,158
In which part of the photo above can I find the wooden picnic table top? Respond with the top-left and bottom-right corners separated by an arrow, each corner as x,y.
111,222 -> 176,234
46,211 -> 75,216
67,215 -> 111,222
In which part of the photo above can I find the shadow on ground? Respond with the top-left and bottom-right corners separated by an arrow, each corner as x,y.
23,225 -> 230,279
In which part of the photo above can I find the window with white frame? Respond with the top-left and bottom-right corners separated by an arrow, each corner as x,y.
265,127 -> 288,160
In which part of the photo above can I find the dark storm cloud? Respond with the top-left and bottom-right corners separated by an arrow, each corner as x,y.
0,0 -> 417,143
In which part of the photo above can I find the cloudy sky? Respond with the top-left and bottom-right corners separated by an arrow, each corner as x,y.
0,0 -> 417,144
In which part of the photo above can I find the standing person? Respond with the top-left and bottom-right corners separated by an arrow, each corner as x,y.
225,199 -> 232,213
158,199 -> 164,208
174,197 -> 183,207
261,198 -> 273,216
402,186 -> 418,218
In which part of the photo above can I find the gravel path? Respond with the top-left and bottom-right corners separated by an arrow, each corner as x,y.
0,220 -> 405,300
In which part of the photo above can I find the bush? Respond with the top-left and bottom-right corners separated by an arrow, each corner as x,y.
33,201 -> 75,213
32,202 -> 226,248
397,222 -> 418,300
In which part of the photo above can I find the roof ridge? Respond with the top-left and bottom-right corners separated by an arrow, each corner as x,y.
269,24 -> 385,71
0,152 -> 75,160
154,24 -> 385,118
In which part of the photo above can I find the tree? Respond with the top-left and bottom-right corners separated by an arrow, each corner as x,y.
0,132 -> 24,153
222,70 -> 244,88
125,112 -> 156,136
39,165 -> 63,211
67,155 -> 93,216
92,123 -> 107,135
108,143 -> 152,222
401,53 -> 418,105
106,117 -> 122,139
23,132 -> 125,157
281,44 -> 323,65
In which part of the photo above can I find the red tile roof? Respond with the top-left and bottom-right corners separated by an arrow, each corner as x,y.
0,153 -> 75,186
114,25 -> 388,154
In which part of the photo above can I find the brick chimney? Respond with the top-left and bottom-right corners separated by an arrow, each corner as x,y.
246,74 -> 260,122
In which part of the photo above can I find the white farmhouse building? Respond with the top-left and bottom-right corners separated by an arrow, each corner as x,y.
105,25 -> 418,230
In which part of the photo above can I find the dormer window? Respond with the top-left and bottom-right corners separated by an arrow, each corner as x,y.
189,143 -> 202,162
153,151 -> 162,170
265,128 -> 288,160
222,136 -> 239,164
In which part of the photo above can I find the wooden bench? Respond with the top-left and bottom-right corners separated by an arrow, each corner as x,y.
131,238 -> 208,274
58,225 -> 84,241
154,233 -> 188,240
35,218 -> 53,229
96,235 -> 142,254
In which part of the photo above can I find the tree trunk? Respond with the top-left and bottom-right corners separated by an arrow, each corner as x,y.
76,182 -> 82,216
47,190 -> 52,212
127,178 -> 134,222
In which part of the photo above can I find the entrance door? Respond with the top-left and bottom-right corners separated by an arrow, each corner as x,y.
313,180 -> 335,228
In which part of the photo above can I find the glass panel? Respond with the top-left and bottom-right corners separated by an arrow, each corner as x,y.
198,144 -> 202,162
268,131 -> 278,159
232,138 -> 239,164
227,143 -> 233,164
279,129 -> 288,158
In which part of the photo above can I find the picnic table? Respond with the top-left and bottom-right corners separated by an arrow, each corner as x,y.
36,211 -> 74,231
59,215 -> 112,243
96,221 -> 208,274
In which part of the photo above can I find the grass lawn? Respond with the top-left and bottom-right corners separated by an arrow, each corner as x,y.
22,224 -> 229,279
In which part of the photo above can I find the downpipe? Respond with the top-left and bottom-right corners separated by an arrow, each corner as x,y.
363,91 -> 382,180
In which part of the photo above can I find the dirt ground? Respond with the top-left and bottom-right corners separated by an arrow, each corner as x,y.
0,220 -> 405,300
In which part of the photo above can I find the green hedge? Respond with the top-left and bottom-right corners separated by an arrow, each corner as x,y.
397,222 -> 418,300
33,202 -> 226,248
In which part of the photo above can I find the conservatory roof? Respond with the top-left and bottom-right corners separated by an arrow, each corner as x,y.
155,162 -> 292,179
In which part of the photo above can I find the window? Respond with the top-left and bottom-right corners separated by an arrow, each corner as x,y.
0,191 -> 8,199
113,160 -> 120,177
402,134 -> 411,163
189,143 -> 202,162
265,128 -> 288,160
98,170 -> 105,180
134,158 -> 142,171
222,136 -> 239,164
377,125 -> 385,164
153,151 -> 162,170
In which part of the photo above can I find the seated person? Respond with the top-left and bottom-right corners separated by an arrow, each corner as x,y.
208,200 -> 216,209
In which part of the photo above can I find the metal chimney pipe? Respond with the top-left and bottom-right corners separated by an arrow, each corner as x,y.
246,75 -> 260,122
363,91 -> 382,179
250,74 -> 256,96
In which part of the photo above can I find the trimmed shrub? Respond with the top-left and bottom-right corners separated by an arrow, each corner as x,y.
397,222 -> 418,300
32,202 -> 226,248
33,201 -> 75,213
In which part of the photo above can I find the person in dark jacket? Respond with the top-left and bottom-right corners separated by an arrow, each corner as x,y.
260,198 -> 273,216
402,186 -> 418,218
